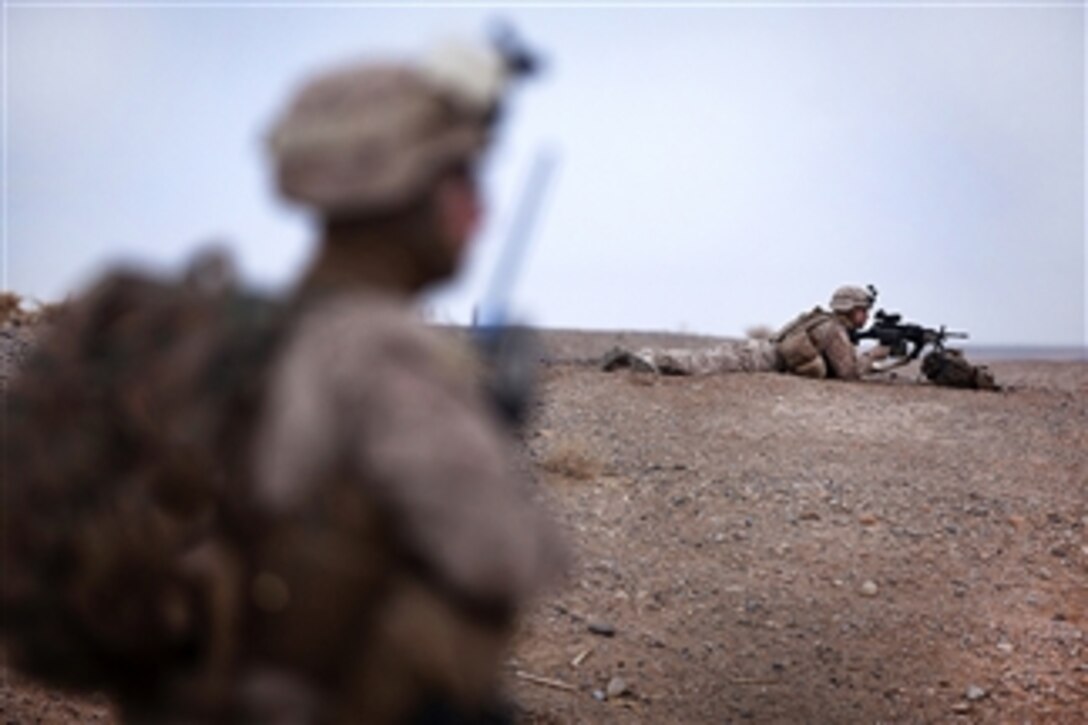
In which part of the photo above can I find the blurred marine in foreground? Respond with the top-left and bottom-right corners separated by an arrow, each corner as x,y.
2,28 -> 564,723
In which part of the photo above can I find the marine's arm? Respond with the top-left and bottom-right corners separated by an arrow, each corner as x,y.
855,344 -> 891,374
351,322 -> 565,608
254,297 -> 564,611
810,319 -> 863,380
808,318 -> 889,380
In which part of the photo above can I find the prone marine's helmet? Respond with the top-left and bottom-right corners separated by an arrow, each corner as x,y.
266,28 -> 537,218
829,285 -> 876,313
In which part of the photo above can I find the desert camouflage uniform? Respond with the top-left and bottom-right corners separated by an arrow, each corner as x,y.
772,307 -> 882,381
603,338 -> 781,375
770,285 -> 881,380
1,31 -> 563,725
236,292 -> 562,723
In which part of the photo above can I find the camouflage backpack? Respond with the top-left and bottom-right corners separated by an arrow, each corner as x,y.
921,348 -> 998,390
1,254 -> 289,700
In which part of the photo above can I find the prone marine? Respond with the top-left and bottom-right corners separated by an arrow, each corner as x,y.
601,284 -> 996,389
601,284 -> 889,378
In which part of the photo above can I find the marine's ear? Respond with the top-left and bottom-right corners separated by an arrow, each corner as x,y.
432,168 -> 483,265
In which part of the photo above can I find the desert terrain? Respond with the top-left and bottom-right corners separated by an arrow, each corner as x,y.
2,326 -> 1085,723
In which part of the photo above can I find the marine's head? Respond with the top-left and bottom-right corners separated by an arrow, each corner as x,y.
267,28 -> 538,288
829,284 -> 875,329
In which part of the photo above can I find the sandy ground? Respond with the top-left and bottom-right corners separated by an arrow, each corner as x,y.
2,328 -> 1085,723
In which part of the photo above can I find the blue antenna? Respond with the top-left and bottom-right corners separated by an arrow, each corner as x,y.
476,147 -> 559,329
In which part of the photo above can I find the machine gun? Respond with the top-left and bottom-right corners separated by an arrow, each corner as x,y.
852,309 -> 968,365
847,287 -> 995,388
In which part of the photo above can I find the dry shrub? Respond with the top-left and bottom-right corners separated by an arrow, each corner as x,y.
745,324 -> 775,340
0,292 -> 68,326
1,292 -> 27,325
537,439 -> 601,481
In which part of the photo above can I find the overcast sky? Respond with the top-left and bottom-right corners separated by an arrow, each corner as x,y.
3,1 -> 1085,346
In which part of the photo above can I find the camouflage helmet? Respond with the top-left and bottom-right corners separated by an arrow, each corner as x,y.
267,32 -> 536,217
829,285 -> 876,313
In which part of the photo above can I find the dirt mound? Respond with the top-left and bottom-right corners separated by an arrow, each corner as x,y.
2,327 -> 1085,723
